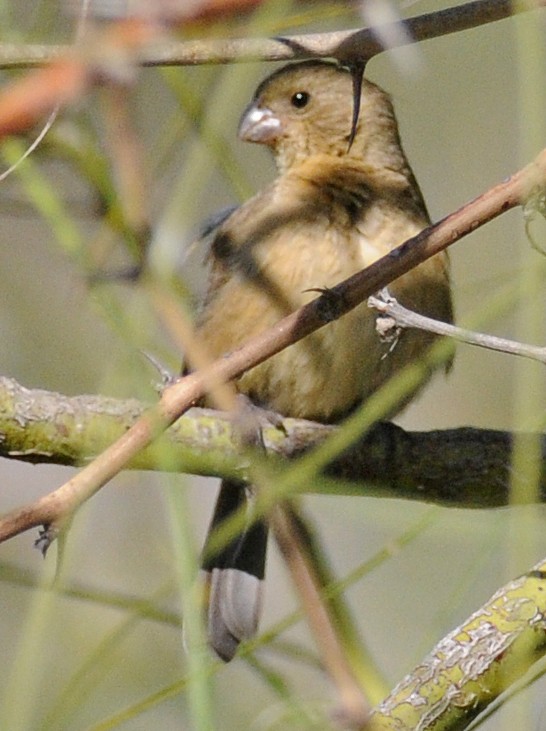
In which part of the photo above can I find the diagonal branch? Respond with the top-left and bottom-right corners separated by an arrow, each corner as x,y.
0,146 -> 545,546
370,557 -> 546,729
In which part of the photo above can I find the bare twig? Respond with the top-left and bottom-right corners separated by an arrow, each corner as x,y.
0,0 -> 544,69
272,504 -> 371,728
138,0 -> 546,67
368,289 -> 546,365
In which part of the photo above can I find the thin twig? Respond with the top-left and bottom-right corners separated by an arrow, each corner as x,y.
368,289 -> 546,364
272,504 -> 370,728
0,0 -> 91,182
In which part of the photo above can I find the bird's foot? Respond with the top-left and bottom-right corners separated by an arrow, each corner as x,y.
233,394 -> 286,451
140,351 -> 178,394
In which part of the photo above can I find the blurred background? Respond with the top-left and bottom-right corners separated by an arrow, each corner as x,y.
1,1 -> 546,729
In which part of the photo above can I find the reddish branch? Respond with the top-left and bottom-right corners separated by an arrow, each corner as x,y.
0,148 -> 544,546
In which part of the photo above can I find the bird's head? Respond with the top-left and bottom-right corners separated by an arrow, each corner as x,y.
238,60 -> 405,175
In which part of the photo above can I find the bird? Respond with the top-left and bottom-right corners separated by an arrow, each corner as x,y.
192,59 -> 453,662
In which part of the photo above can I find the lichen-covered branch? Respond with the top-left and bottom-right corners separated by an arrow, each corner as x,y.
0,375 -> 542,511
0,375 -> 318,476
370,559 -> 546,729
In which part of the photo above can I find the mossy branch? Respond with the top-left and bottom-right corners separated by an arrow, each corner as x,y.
4,371 -> 546,729
370,559 -> 546,729
0,374 -> 541,511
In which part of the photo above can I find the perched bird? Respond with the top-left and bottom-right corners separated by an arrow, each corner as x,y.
194,60 -> 453,661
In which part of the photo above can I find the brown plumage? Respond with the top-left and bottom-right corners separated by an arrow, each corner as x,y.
196,60 -> 453,661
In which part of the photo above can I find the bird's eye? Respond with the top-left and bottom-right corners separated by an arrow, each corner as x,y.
290,91 -> 310,109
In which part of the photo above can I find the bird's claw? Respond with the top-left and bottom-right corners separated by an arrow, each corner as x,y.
233,394 -> 286,451
34,524 -> 58,558
140,351 -> 178,394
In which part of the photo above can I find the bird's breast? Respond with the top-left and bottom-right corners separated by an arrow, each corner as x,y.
197,194 -> 451,423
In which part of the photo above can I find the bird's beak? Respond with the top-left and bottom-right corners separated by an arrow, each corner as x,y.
238,103 -> 281,144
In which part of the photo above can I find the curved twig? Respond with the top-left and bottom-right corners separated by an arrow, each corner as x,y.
368,290 -> 546,364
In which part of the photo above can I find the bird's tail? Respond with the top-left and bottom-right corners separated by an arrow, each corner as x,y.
200,479 -> 267,661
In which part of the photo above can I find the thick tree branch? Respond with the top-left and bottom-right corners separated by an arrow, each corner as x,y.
0,375 -> 543,510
